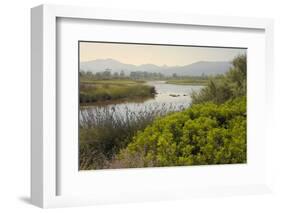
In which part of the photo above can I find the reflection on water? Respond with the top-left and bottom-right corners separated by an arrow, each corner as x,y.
80,81 -> 204,121
144,81 -> 203,107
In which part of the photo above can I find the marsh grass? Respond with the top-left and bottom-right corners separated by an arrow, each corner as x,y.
80,80 -> 155,104
79,103 -> 184,170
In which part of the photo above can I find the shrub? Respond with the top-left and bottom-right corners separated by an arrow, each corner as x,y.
113,97 -> 246,168
191,54 -> 246,104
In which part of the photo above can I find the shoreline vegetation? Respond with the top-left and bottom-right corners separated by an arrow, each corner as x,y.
165,78 -> 210,86
111,97 -> 246,168
80,96 -> 154,107
79,104 -> 181,170
79,54 -> 247,170
79,78 -> 209,106
80,80 -> 156,104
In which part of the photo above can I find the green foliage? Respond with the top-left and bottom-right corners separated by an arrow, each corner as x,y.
191,54 -> 246,104
114,97 -> 246,168
79,55 -> 248,170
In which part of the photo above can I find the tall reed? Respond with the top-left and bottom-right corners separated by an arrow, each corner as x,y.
79,103 -> 185,170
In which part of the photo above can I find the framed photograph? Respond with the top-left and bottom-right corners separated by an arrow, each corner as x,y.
31,4 -> 274,208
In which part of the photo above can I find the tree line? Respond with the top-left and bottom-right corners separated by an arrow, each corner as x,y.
80,69 -> 212,81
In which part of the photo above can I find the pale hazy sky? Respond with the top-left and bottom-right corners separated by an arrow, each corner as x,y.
80,42 -> 246,66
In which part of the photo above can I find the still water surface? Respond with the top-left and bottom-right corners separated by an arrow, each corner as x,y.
80,81 -> 204,120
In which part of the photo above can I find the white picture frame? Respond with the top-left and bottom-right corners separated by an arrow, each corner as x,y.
31,4 -> 274,208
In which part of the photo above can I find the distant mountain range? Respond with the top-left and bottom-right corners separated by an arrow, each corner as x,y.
80,58 -> 232,76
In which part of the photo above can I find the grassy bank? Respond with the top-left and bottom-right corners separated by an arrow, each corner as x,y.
166,79 -> 208,85
80,79 -> 155,104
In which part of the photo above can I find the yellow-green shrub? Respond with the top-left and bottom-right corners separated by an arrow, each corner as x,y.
115,97 -> 246,168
